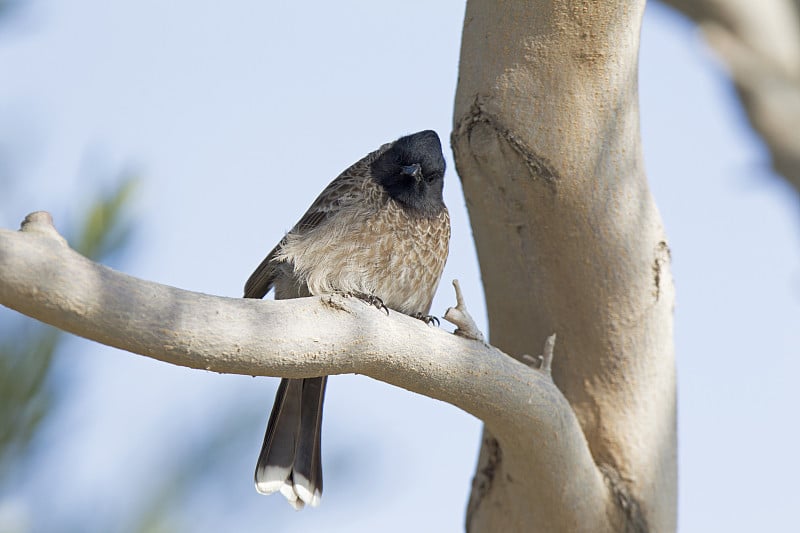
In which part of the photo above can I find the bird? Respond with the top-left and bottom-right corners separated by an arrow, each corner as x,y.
243,130 -> 450,510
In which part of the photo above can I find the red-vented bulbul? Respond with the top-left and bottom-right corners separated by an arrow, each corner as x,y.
244,130 -> 450,509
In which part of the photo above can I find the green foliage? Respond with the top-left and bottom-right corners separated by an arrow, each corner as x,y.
0,174 -> 139,487
73,177 -> 138,261
0,328 -> 58,481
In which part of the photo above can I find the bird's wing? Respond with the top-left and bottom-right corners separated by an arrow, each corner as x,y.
243,164 -> 373,299
294,172 -> 364,232
243,242 -> 283,299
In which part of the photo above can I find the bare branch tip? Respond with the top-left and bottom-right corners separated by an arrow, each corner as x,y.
521,354 -> 540,368
451,278 -> 465,307
19,211 -> 67,245
21,211 -> 55,230
444,279 -> 485,342
540,333 -> 556,375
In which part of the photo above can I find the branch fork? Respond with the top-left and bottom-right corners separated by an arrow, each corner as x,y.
0,211 -> 619,532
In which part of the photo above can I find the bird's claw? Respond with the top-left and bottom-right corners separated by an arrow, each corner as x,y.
348,292 -> 389,315
412,313 -> 440,327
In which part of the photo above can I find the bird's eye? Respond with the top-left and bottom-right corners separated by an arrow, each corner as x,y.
400,163 -> 423,179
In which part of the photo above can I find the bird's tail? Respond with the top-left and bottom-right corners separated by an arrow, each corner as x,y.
254,377 -> 326,509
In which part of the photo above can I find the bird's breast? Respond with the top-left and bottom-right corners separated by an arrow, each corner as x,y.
278,200 -> 450,316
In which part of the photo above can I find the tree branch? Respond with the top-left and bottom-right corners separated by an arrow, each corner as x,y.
661,0 -> 800,196
0,211 -> 615,530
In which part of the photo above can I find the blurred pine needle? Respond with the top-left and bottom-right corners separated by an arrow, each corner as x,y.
0,174 -> 139,485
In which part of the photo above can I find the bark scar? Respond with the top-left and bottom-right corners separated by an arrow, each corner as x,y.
452,95 -> 561,186
652,240 -> 671,301
321,294 -> 351,314
466,433 -> 502,530
599,463 -> 649,533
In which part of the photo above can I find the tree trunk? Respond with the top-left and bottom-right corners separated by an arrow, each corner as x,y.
452,1 -> 677,531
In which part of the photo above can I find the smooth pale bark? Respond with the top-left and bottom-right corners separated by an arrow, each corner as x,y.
663,0 -> 800,196
0,212 -> 618,531
452,1 -> 676,531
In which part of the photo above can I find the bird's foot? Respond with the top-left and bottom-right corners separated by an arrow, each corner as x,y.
344,292 -> 389,315
412,312 -> 440,327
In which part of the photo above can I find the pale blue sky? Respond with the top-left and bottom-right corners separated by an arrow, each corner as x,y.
1,1 -> 798,532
